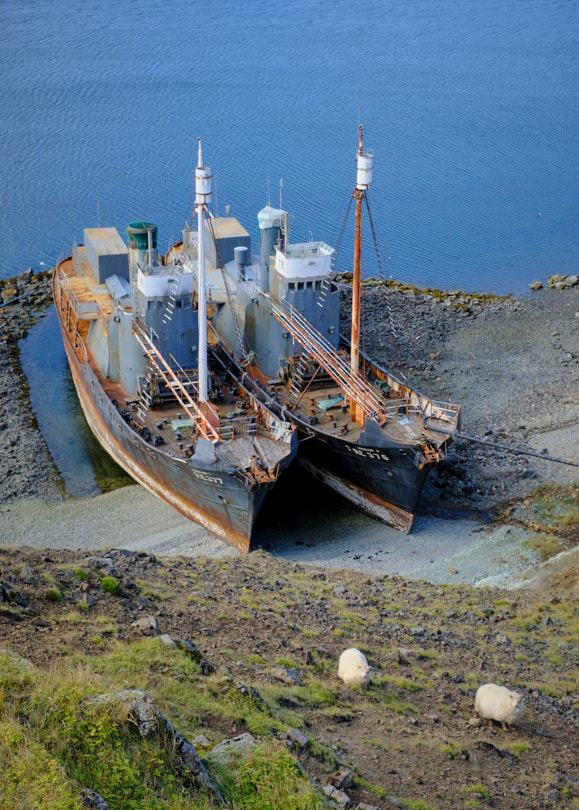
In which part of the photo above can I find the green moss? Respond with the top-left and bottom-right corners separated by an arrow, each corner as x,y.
463,784 -> 491,801
101,576 -> 121,596
45,587 -> 63,602
208,742 -> 331,809
0,644 -> 334,809
504,742 -> 532,755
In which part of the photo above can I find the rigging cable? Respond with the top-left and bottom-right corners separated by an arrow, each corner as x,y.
427,427 -> 579,468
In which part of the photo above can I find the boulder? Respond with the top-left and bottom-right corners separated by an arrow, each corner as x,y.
174,638 -> 215,674
547,274 -> 567,288
324,784 -> 353,806
287,729 -> 309,749
0,580 -> 27,607
81,789 -> 109,809
101,690 -> 224,803
271,666 -> 302,685
203,733 -> 257,767
131,615 -> 160,635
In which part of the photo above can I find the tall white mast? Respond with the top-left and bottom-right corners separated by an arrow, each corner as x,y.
195,137 -> 212,402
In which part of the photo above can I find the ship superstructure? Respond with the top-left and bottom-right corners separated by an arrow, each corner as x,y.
178,129 -> 460,532
53,142 -> 296,551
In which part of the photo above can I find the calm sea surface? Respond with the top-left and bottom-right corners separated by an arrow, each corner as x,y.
5,0 -> 579,496
1,0 -> 578,293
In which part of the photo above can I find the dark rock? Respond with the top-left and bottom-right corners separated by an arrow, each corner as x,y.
272,666 -> 302,685
81,788 -> 109,809
237,682 -> 265,704
174,638 -> 215,674
0,580 -> 27,607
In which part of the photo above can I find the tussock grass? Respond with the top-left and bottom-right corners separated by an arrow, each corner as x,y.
0,646 -> 331,809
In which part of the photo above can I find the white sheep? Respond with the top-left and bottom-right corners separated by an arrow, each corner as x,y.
338,648 -> 371,686
474,683 -> 524,727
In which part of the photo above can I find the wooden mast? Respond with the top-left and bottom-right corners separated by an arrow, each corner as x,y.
350,124 -> 365,418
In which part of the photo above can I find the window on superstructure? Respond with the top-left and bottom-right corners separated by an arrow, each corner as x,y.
288,282 -> 295,291
306,281 -> 313,290
176,299 -> 182,309
315,280 -> 321,290
297,282 -> 304,291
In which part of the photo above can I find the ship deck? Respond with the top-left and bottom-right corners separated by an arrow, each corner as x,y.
274,380 -> 451,447
55,254 -> 291,474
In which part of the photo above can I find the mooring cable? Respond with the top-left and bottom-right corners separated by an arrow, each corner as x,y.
427,426 -> 579,468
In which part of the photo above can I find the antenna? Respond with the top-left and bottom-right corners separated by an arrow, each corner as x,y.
267,176 -> 271,206
279,178 -> 283,211
97,197 -> 101,228
215,178 -> 219,218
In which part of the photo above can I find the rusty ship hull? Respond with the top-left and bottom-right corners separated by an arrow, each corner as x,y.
53,253 -> 296,553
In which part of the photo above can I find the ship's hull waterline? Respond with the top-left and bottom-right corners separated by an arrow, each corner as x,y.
53,277 -> 280,553
214,346 -> 440,534
291,414 -> 432,534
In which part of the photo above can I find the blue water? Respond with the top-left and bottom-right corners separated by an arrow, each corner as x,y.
1,0 -> 578,294
19,306 -> 132,496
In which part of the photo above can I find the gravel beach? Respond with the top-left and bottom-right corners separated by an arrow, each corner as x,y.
0,271 -> 577,587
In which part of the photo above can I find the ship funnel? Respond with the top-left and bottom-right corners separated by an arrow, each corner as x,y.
234,246 -> 248,279
257,204 -> 285,293
126,221 -> 158,279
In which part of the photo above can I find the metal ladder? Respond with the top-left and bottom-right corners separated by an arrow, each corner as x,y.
290,354 -> 309,400
161,263 -> 184,326
316,276 -> 331,308
132,324 -> 220,443
268,297 -> 386,418
136,365 -> 154,424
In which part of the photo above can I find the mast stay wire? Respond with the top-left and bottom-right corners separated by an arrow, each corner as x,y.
363,195 -> 456,400
363,194 -> 411,375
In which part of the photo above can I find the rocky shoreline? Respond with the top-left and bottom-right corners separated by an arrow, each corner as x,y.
0,269 -> 577,589
0,271 -> 64,503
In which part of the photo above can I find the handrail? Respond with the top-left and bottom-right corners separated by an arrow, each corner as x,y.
133,324 -> 220,443
268,296 -> 386,418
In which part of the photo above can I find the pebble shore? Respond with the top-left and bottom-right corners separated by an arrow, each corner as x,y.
0,269 -> 577,587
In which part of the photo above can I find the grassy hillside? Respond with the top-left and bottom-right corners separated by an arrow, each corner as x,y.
0,545 -> 577,809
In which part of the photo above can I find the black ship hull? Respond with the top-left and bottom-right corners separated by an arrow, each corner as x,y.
214,345 -> 444,533
292,413 -> 432,533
